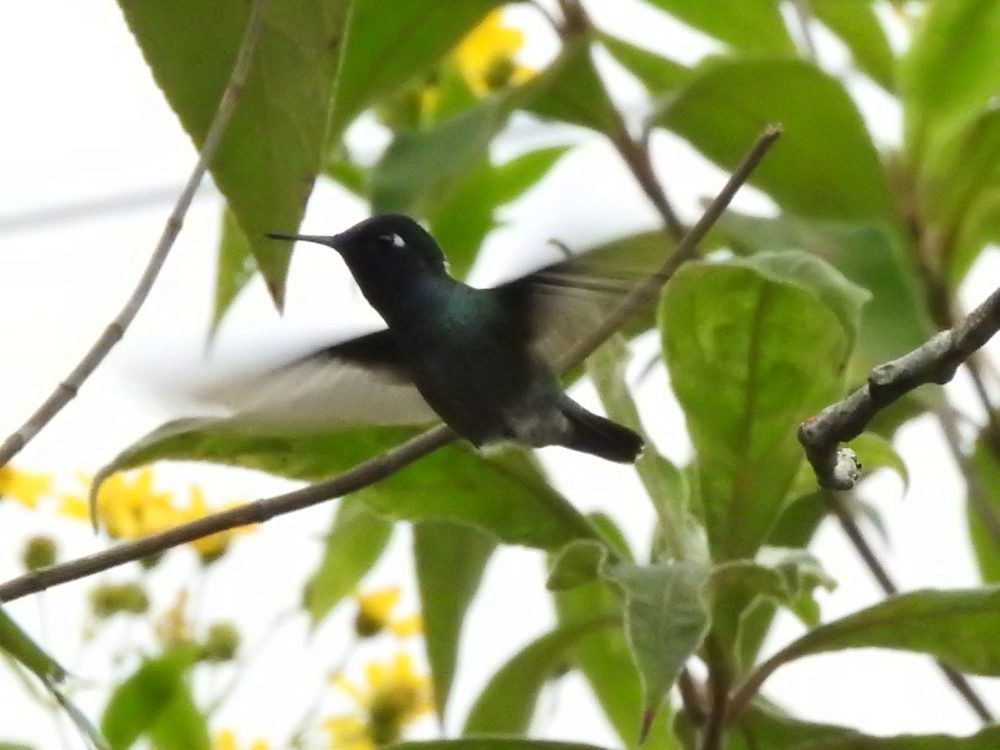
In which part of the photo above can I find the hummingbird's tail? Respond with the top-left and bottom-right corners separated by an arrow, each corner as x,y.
558,398 -> 644,463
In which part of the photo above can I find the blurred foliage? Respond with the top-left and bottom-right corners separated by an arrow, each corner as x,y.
7,2 -> 1000,749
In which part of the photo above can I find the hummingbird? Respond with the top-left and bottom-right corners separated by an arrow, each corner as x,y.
211,214 -> 643,463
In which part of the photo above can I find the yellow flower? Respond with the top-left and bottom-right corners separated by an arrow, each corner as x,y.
0,466 -> 52,508
214,729 -> 269,750
354,587 -> 422,638
86,468 -> 175,538
175,487 -> 251,563
327,653 -> 433,749
453,9 -> 533,94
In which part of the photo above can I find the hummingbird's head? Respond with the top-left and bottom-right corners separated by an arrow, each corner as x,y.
267,214 -> 448,316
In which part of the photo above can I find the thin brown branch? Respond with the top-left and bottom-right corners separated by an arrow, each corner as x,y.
724,492 -> 994,726
799,284 -> 1000,490
0,128 -> 782,604
0,0 -> 271,470
698,639 -> 731,750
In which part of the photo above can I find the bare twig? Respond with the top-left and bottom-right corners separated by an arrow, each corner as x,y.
0,0 -> 271,470
0,128 -> 782,604
799,284 -> 1000,490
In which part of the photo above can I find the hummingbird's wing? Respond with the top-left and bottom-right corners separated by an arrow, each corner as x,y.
497,260 -> 635,368
196,329 -> 438,427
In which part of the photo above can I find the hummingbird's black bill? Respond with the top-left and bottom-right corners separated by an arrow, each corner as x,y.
266,231 -> 340,248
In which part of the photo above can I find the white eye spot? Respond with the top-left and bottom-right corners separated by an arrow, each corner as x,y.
380,233 -> 405,248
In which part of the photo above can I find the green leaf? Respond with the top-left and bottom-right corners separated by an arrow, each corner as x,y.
658,59 -> 892,223
811,0 -> 896,91
600,34 -> 689,97
554,577 -> 676,749
660,259 -> 851,559
463,618 -> 616,735
117,0 -> 351,306
0,743 -> 34,750
328,1 -> 503,142
709,549 -> 835,674
645,0 -> 795,55
393,740 -> 614,750
304,497 -> 393,624
951,185 -> 1000,284
966,438 -> 1000,583
547,539 -> 609,591
802,726 -> 1000,750
602,561 -> 710,725
101,648 -> 205,750
0,608 -> 106,750
210,208 -> 257,335
712,212 -> 933,368
766,587 -> 1000,677
415,521 -> 496,720
491,146 -> 571,206
674,702 -> 851,750
94,419 -> 599,551
900,0 -> 1000,161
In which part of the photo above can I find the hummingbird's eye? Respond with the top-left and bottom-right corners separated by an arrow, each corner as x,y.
378,233 -> 406,249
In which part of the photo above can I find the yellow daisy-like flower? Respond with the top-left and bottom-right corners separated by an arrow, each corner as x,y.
354,587 -> 422,638
81,468 -> 176,538
327,653 -> 433,749
214,729 -> 269,750
453,9 -> 533,95
0,466 -> 53,508
174,487 -> 251,563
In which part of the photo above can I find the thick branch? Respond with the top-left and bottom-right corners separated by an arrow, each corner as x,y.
0,127 -> 782,604
0,0 -> 271,470
799,284 -> 1000,490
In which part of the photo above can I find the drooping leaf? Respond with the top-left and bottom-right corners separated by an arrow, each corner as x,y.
602,561 -> 710,726
463,618 -> 616,735
328,0 -> 503,142
0,608 -> 105,750
764,587 -> 1000,677
658,59 -> 892,223
415,521 -> 496,720
645,0 -> 795,56
554,575 -> 677,749
660,258 -> 852,559
966,438 -> 1000,584
116,0 -> 352,306
811,0 -> 896,91
900,0 -> 1000,161
210,208 -> 257,335
101,648 -> 206,750
94,419 -> 599,551
304,497 -> 393,624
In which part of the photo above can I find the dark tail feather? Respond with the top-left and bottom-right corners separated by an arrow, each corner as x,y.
558,399 -> 644,463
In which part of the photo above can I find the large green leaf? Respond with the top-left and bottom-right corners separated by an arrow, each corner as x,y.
802,727 -> 1000,749
101,649 -> 207,750
645,0 -> 795,55
415,521 -> 496,720
94,420 -> 599,551
811,0 -> 895,91
712,212 -> 933,368
555,577 -> 677,749
600,34 -> 689,98
328,0 -> 503,142
603,562 -> 710,727
117,0 -> 351,306
763,587 -> 1000,678
900,0 -> 1000,161
463,618 -> 615,735
304,497 -> 393,624
658,59 -> 892,223
660,257 -> 853,559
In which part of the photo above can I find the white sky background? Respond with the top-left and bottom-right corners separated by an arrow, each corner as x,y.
2,0 -> 1000,747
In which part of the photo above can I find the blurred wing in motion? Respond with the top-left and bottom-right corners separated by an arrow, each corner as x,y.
196,330 -> 438,428
497,257 -> 637,367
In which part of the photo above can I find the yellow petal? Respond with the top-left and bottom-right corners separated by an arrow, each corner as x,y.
331,674 -> 369,705
57,493 -> 90,520
0,466 -> 52,508
214,729 -> 238,750
389,614 -> 423,638
356,586 -> 401,623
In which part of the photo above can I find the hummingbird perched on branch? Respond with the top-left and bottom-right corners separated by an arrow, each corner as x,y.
212,214 -> 643,463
